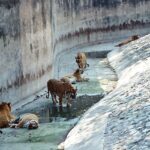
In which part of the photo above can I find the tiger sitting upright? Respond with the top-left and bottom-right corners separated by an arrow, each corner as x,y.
0,102 -> 15,128
75,52 -> 89,71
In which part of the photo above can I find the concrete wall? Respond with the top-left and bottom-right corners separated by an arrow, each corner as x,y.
0,0 -> 150,104
0,0 -> 53,103
53,0 -> 150,57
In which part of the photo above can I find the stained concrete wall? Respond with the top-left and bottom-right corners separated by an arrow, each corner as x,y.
53,0 -> 150,57
0,0 -> 53,103
0,0 -> 150,104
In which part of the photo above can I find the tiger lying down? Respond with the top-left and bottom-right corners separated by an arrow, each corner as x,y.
10,113 -> 39,129
46,79 -> 77,107
60,69 -> 89,84
115,35 -> 139,47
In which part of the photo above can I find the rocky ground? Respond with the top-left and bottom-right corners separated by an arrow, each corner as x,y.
64,34 -> 150,150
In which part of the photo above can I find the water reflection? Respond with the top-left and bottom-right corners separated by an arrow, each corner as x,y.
39,104 -> 77,123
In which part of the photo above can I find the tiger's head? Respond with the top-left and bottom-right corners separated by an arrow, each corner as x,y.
0,102 -> 13,128
74,69 -> 84,75
66,88 -> 77,107
131,35 -> 139,40
0,102 -> 11,112
70,87 -> 77,99
64,82 -> 77,99
75,56 -> 83,64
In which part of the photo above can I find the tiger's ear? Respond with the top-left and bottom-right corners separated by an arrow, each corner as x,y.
7,102 -> 11,110
8,102 -> 11,105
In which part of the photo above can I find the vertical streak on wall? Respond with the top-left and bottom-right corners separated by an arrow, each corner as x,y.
0,1 -> 22,101
18,0 -> 53,101
20,0 -> 52,79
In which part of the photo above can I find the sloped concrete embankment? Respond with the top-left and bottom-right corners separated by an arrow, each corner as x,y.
64,34 -> 150,150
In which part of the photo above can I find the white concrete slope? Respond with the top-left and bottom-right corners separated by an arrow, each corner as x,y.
64,34 -> 150,150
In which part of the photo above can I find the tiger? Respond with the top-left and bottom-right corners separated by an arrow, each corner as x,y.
115,35 -> 139,47
60,69 -> 89,83
0,102 -> 15,128
9,113 -> 39,129
46,79 -> 77,106
75,52 -> 89,71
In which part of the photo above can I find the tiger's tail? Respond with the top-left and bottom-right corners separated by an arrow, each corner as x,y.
46,83 -> 49,98
46,91 -> 49,98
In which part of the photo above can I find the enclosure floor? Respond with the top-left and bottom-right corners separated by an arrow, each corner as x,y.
0,41 -> 119,150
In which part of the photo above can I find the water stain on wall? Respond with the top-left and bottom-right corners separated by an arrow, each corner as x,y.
57,20 -> 150,43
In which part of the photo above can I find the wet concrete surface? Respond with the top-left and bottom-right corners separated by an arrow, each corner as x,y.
1,43 -> 118,150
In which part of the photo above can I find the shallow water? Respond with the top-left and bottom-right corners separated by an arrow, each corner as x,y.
1,47 -> 117,150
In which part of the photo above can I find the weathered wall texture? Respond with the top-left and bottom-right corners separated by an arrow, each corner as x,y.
0,0 -> 150,104
0,0 -> 52,103
53,0 -> 150,58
